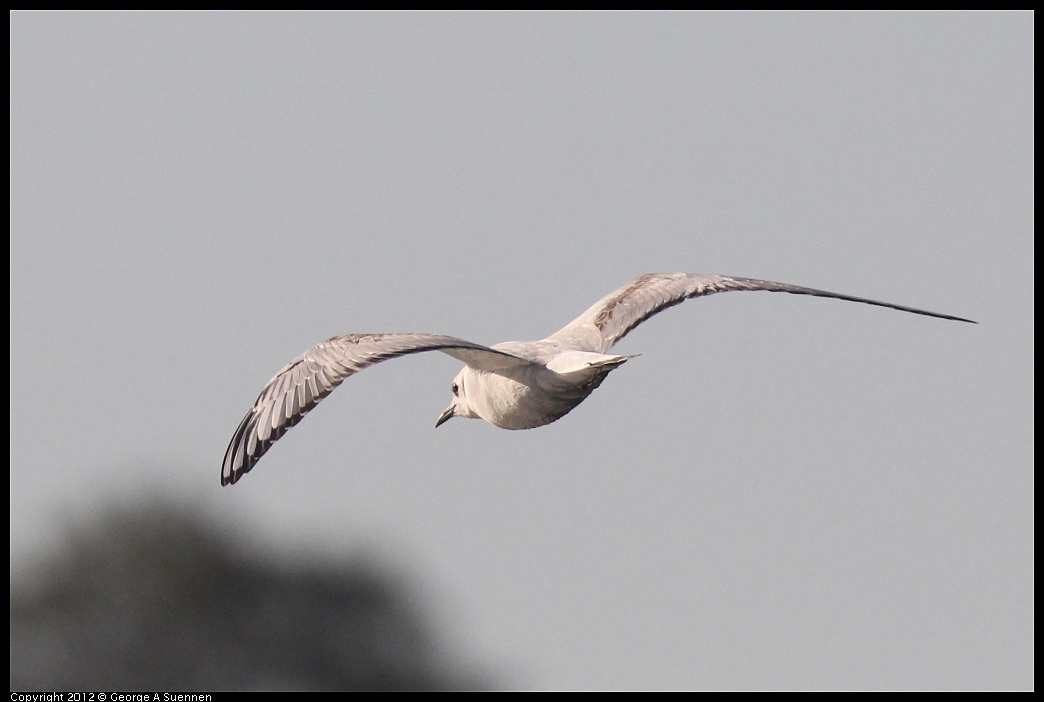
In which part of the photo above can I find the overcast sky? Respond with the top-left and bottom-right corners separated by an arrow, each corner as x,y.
10,11 -> 1032,690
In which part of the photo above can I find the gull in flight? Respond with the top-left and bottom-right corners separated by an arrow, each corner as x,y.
222,273 -> 974,485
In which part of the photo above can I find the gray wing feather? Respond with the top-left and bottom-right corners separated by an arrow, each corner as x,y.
547,273 -> 975,353
222,333 -> 529,485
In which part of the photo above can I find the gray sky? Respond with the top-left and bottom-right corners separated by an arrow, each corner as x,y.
10,11 -> 1032,690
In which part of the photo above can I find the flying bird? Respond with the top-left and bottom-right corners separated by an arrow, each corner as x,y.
222,273 -> 974,485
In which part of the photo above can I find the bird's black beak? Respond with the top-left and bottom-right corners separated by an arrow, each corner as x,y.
435,405 -> 455,428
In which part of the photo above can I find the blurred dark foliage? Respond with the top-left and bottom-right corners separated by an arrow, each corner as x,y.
10,504 -> 488,691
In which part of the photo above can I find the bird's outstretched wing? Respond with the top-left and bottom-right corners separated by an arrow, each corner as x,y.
546,273 -> 976,353
222,333 -> 531,485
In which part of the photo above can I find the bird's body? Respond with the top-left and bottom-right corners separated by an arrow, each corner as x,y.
222,273 -> 974,485
440,343 -> 633,430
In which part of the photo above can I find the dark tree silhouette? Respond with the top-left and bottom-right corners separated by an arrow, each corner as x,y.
10,503 -> 488,691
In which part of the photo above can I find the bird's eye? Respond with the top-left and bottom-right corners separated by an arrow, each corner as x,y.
451,382 -> 459,396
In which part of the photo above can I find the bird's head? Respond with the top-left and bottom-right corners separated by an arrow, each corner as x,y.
436,367 -> 475,427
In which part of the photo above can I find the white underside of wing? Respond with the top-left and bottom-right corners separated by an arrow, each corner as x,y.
546,273 -> 974,353
222,333 -> 533,485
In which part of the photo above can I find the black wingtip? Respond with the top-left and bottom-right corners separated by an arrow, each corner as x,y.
942,314 -> 978,324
